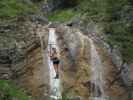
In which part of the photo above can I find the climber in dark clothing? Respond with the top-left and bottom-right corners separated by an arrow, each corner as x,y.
49,48 -> 60,79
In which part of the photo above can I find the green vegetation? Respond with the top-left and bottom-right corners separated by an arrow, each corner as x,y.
47,0 -> 133,62
77,0 -> 133,62
0,0 -> 37,18
0,80 -> 30,100
60,94 -> 70,100
48,9 -> 79,22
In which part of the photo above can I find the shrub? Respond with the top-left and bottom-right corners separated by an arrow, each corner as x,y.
0,80 -> 30,100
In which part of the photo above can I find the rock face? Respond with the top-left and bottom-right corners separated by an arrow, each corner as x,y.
56,25 -> 91,99
0,16 -> 50,99
55,25 -> 128,100
11,23 -> 50,99
0,18 -> 131,100
0,49 -> 12,79
42,0 -> 64,13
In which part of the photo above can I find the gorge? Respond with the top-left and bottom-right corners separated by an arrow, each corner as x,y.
0,0 -> 133,100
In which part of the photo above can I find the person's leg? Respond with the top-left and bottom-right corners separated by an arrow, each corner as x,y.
56,64 -> 59,75
53,64 -> 58,74
53,64 -> 59,78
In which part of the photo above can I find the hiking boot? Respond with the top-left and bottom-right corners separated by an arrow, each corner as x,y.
54,74 -> 59,79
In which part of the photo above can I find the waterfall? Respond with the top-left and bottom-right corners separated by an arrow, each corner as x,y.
89,39 -> 107,100
38,26 -> 61,99
48,28 -> 61,99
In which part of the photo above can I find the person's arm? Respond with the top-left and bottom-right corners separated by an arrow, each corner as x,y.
56,51 -> 60,59
49,51 -> 54,60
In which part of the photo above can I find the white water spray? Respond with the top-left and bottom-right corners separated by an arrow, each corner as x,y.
89,39 -> 107,100
48,28 -> 61,99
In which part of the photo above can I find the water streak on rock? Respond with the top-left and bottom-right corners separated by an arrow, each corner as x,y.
89,38 -> 106,100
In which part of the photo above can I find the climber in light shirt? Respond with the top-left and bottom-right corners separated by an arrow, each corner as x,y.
49,48 -> 60,79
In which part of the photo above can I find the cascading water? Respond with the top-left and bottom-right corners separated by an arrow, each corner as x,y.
89,39 -> 107,100
48,28 -> 61,100
38,26 -> 61,99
